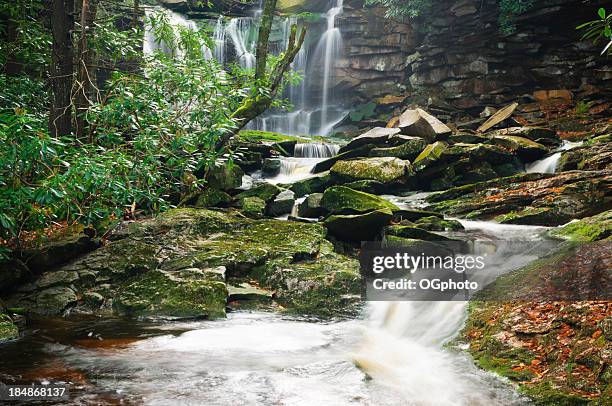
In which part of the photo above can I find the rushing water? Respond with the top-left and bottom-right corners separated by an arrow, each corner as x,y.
525,140 -> 584,174
144,2 -> 349,137
0,217 -> 548,405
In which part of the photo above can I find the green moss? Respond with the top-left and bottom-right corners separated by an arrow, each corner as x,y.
413,141 -> 447,171
235,183 -> 283,203
238,130 -> 310,144
550,210 -> 611,242
195,188 -> 232,208
321,186 -> 399,214
241,197 -> 266,218
385,225 -> 453,241
330,157 -> 410,184
495,207 -> 552,225
287,174 -> 331,197
115,269 -> 228,319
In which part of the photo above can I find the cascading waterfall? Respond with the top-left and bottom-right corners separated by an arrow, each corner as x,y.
144,2 -> 349,137
526,140 -> 584,174
317,0 -> 344,129
294,142 -> 340,158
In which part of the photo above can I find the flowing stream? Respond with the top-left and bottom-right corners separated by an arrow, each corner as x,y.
525,140 -> 584,174
0,192 -> 556,405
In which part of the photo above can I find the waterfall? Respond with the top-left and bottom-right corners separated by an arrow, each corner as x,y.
526,140 -> 584,174
144,2 -> 349,137
294,143 -> 340,158
317,0 -> 344,128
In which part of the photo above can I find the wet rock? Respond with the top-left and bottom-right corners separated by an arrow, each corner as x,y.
392,209 -> 443,222
115,269 -> 228,318
266,190 -> 296,217
330,157 -> 411,184
36,270 -> 79,289
343,180 -> 386,194
412,141 -> 448,171
262,158 -> 282,175
414,216 -> 465,231
369,136 -> 427,161
297,193 -> 326,218
289,174 -> 331,197
313,144 -> 375,173
0,260 -> 28,293
324,209 -> 394,242
448,133 -> 488,144
321,186 -> 399,215
31,286 -> 78,315
241,197 -> 266,219
487,135 -> 549,162
227,283 -> 273,301
427,170 -> 611,226
235,183 -> 282,204
558,136 -> 612,172
385,225 -> 454,241
398,108 -> 452,141
206,164 -> 244,191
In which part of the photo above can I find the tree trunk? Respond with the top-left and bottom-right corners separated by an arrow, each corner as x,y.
254,0 -> 277,81
75,0 -> 97,141
215,0 -> 306,151
50,0 -> 75,137
3,15 -> 21,76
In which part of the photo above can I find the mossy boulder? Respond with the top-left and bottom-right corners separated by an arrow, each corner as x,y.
262,158 -> 282,175
330,157 -> 411,184
241,197 -> 267,218
238,130 -> 308,144
324,209 -> 393,242
313,144 -> 376,173
488,127 -> 560,147
369,136 -> 427,161
339,127 -> 400,153
266,190 -> 296,217
235,183 -> 283,204
288,174 -> 331,197
297,193 -> 326,218
115,269 -> 228,318
206,164 -> 244,191
195,188 -> 232,208
321,186 -> 399,215
343,180 -> 386,194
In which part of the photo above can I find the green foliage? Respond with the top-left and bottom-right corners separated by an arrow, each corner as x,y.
349,102 -> 377,122
498,0 -> 534,34
577,8 -> 612,55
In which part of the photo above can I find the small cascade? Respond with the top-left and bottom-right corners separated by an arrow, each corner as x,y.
294,143 -> 340,158
526,140 -> 584,174
225,17 -> 257,69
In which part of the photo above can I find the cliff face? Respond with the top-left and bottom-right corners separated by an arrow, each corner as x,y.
335,0 -> 611,109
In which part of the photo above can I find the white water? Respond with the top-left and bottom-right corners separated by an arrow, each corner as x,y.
525,140 -> 584,174
144,3 -> 349,137
264,142 -> 338,184
353,219 -> 551,405
294,142 -> 340,158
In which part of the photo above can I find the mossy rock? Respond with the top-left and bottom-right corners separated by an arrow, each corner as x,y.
343,180 -> 386,194
266,190 -> 296,217
206,164 -> 244,191
413,141 -> 447,171
241,197 -> 267,218
195,188 -> 232,208
487,135 -> 548,162
385,225 -> 454,241
415,216 -> 465,231
115,269 -> 228,319
324,209 -> 393,242
550,210 -> 611,242
321,186 -> 399,215
288,174 -> 331,197
330,157 -> 410,184
297,193 -> 326,218
235,183 -> 283,204
369,137 -> 427,161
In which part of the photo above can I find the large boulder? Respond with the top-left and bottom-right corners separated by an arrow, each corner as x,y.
297,193 -> 326,218
397,108 -> 452,141
313,144 -> 375,173
206,164 -> 244,190
266,190 -> 296,217
385,225 -> 454,242
288,174 -> 331,197
330,157 -> 411,184
235,183 -> 283,204
558,135 -> 612,172
321,186 -> 399,215
8,209 -> 361,318
324,209 -> 394,242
